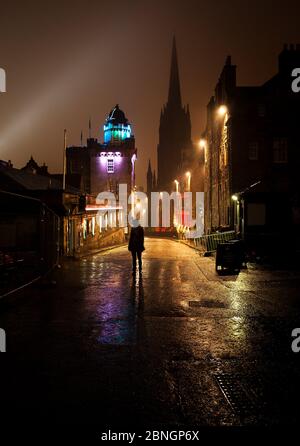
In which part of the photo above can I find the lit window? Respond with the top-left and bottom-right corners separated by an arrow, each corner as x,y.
248,142 -> 258,160
273,138 -> 288,163
107,158 -> 114,173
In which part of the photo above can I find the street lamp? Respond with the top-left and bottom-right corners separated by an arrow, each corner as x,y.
231,194 -> 240,234
199,139 -> 206,149
217,105 -> 228,117
199,139 -> 207,163
186,171 -> 191,192
174,179 -> 179,193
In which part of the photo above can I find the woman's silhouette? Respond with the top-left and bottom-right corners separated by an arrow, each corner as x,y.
128,219 -> 145,275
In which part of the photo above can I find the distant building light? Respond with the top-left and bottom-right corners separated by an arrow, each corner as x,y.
86,205 -> 123,211
100,151 -> 122,157
186,172 -> 191,192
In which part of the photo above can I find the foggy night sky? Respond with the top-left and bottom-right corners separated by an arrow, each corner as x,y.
1,0 -> 300,188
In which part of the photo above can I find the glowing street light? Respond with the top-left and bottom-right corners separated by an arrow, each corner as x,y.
174,179 -> 179,192
199,139 -> 206,149
231,194 -> 238,201
217,105 -> 228,117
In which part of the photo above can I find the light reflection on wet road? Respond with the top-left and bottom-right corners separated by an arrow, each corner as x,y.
1,238 -> 300,426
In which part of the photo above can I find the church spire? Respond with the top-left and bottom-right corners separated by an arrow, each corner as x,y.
167,36 -> 182,107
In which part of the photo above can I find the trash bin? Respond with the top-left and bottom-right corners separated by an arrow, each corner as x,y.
215,241 -> 242,274
228,239 -> 246,268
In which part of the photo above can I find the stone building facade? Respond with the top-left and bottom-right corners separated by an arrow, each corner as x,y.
67,105 -> 137,197
203,46 -> 300,250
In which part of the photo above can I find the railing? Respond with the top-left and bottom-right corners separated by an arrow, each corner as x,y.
0,190 -> 60,296
184,230 -> 236,253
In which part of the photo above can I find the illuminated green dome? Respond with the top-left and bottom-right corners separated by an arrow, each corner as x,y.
103,104 -> 132,144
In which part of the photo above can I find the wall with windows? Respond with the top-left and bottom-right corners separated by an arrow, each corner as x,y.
90,148 -> 135,196
203,47 -> 300,235
64,211 -> 125,257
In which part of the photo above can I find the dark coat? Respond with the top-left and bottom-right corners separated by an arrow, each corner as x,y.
128,225 -> 145,252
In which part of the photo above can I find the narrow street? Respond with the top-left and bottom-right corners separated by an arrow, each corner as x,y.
1,238 -> 300,427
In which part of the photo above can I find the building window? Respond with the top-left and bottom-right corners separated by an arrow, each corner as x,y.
107,158 -> 114,173
248,141 -> 259,160
273,138 -> 288,163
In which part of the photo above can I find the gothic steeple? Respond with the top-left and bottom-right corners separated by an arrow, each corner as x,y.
157,37 -> 192,192
167,36 -> 182,107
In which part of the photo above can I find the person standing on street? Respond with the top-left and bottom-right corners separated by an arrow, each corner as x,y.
128,220 -> 145,275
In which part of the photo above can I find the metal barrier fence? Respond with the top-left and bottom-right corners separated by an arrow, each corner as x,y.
184,230 -> 236,253
0,190 -> 60,295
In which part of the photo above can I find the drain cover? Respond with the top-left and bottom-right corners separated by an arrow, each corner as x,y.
214,373 -> 258,416
189,300 -> 226,308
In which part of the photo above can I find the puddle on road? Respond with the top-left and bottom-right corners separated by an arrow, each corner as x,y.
97,319 -> 137,345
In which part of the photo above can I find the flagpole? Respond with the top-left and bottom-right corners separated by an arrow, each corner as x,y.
63,129 -> 67,190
